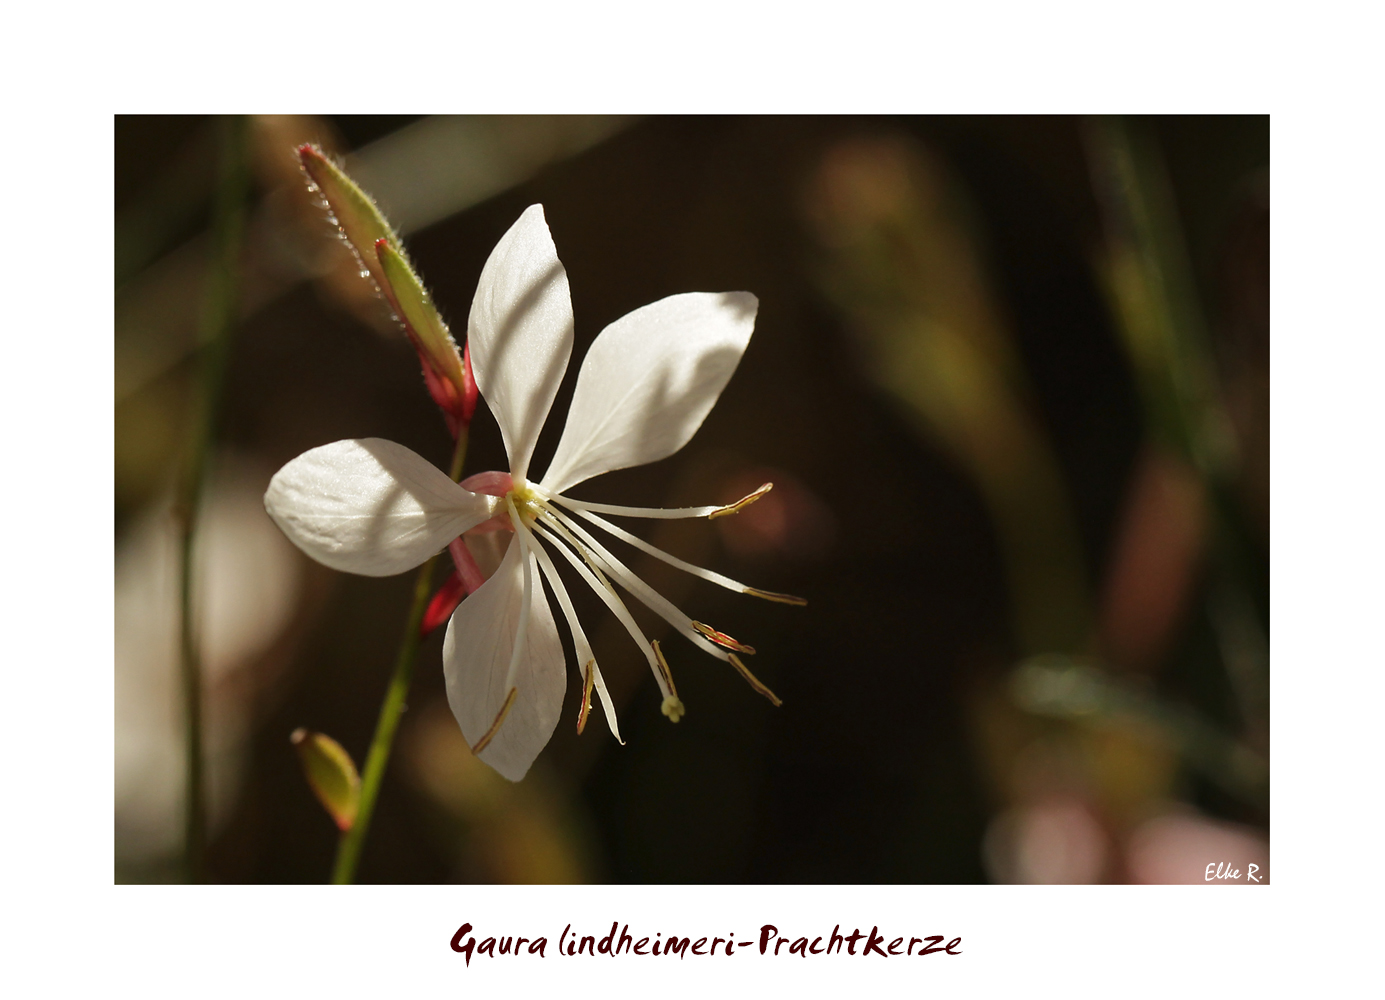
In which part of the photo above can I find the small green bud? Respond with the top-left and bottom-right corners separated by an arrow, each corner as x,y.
290,728 -> 361,832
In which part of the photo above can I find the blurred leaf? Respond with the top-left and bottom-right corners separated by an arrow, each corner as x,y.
115,122 -> 216,288
1084,117 -> 1235,482
805,134 -> 1091,654
1098,447 -> 1206,671
291,729 -> 361,832
1010,655 -> 1268,808
400,699 -> 595,883
1086,116 -> 1268,741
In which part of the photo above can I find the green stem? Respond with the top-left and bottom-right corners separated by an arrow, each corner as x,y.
178,115 -> 250,884
331,428 -> 469,884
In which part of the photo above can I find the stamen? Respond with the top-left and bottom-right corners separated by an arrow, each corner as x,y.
471,687 -> 519,754
577,660 -> 595,735
541,491 -> 722,519
503,500 -> 535,692
535,502 -> 797,723
529,532 -> 623,743
529,521 -> 672,702
541,503 -> 729,662
652,640 -> 685,722
650,639 -> 678,695
572,508 -> 807,605
540,510 -> 616,594
542,482 -> 775,521
727,653 -> 782,707
744,587 -> 809,607
707,482 -> 773,519
691,621 -> 757,655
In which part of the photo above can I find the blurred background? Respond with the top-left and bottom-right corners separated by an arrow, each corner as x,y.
115,115 -> 1268,884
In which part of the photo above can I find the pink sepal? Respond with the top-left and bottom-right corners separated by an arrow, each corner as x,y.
459,471 -> 517,534
449,537 -> 488,595
460,470 -> 514,497
461,342 -> 479,425
419,571 -> 466,637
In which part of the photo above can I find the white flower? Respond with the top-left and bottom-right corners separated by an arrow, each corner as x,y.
264,205 -> 800,781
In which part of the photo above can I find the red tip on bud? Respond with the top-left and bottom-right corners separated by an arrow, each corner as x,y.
290,728 -> 361,831
296,143 -> 331,181
413,344 -> 470,438
420,571 -> 467,638
372,238 -> 473,439
461,341 -> 479,425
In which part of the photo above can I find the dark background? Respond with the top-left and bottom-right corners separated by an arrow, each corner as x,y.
115,115 -> 1269,883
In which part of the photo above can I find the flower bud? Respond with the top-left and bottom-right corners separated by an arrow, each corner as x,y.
290,728 -> 361,831
420,570 -> 466,638
298,144 -> 475,435
375,238 -> 476,434
297,143 -> 401,292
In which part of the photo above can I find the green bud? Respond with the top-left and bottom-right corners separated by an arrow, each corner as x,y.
298,143 -> 471,431
376,238 -> 468,404
290,728 -> 361,832
297,144 -> 404,289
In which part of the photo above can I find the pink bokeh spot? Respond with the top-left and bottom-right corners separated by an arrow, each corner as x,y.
1126,812 -> 1269,884
984,798 -> 1111,884
714,468 -> 836,562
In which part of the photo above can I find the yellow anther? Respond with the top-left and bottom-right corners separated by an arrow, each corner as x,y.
744,587 -> 808,607
727,653 -> 782,707
470,687 -> 519,754
708,482 -> 774,519
690,620 -> 757,655
577,661 -> 595,735
661,696 -> 686,722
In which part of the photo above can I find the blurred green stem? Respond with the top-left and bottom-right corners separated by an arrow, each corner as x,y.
178,115 -> 250,883
332,430 -> 469,884
1085,116 -> 1268,716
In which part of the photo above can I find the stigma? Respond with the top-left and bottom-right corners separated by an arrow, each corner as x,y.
506,479 -> 545,527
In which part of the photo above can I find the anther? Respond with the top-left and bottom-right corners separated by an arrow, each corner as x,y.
651,640 -> 684,722
727,653 -> 782,707
470,687 -> 519,754
708,482 -> 774,519
744,587 -> 808,607
577,661 -> 596,735
690,620 -> 757,655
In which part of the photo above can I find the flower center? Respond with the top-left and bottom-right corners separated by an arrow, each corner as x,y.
506,480 -> 545,527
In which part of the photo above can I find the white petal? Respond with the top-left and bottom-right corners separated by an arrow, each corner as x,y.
263,439 -> 496,577
442,532 -> 566,782
467,204 -> 573,481
540,291 -> 758,494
